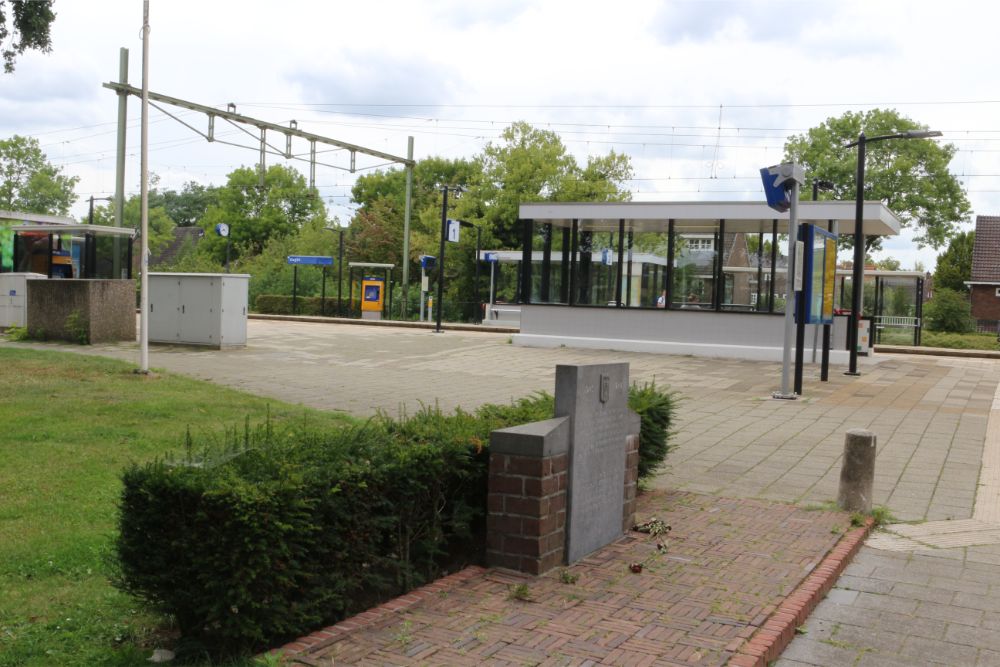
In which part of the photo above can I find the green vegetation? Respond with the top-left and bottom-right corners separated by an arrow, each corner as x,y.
0,347 -> 355,666
934,230 -> 974,294
924,288 -> 975,333
784,108 -> 970,250
879,328 -> 999,350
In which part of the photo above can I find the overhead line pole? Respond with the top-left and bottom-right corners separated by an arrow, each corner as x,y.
138,1 -> 150,374
401,136 -> 414,319
113,48 -> 128,279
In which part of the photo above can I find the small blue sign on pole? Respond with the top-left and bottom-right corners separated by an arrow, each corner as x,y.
484,252 -> 499,263
287,255 -> 333,266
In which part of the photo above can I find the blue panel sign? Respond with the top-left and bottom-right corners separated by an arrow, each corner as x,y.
484,252 -> 499,263
287,255 -> 333,266
760,166 -> 792,213
364,284 -> 381,301
420,255 -> 436,270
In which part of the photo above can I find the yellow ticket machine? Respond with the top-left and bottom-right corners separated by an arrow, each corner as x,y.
361,277 -> 385,320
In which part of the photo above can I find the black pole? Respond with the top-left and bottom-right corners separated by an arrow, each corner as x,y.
821,325 -> 831,381
915,277 -> 924,346
88,196 -> 95,226
292,265 -> 298,315
435,187 -> 448,333
47,233 -> 53,278
127,236 -> 133,279
769,220 -> 778,313
385,267 -> 391,319
560,227 -> 570,303
847,133 -> 866,376
474,226 -> 482,323
337,229 -> 344,317
321,266 -> 327,316
794,223 -> 809,395
540,223 -> 551,302
715,220 -> 725,311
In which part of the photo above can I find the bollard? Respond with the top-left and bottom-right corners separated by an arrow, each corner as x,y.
838,429 -> 876,513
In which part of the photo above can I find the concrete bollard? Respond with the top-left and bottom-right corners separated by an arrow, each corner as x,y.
838,429 -> 876,513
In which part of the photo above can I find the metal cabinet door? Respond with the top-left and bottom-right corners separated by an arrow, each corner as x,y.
178,277 -> 219,344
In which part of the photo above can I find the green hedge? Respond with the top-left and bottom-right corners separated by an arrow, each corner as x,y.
113,386 -> 676,658
254,294 -> 342,316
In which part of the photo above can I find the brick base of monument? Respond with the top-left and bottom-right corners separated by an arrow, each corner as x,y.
486,452 -> 568,575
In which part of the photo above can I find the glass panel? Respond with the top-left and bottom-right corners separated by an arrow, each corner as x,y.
672,233 -> 716,309
720,232 -> 756,312
529,223 -> 568,304
632,230 -> 669,308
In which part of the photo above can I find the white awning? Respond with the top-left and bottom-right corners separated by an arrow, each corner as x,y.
518,200 -> 902,236
5,222 -> 137,238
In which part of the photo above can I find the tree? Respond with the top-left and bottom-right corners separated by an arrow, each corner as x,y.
924,288 -> 974,333
475,121 -> 633,246
154,181 -> 219,227
0,0 -> 55,73
784,109 -> 970,249
197,164 -> 326,263
0,134 -> 77,214
874,257 -> 901,271
934,230 -> 974,293
89,196 -> 176,258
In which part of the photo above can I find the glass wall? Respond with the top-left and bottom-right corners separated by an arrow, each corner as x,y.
671,232 -> 716,309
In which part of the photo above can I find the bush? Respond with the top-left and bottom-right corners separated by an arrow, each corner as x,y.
113,385 -> 677,658
254,294 -> 341,316
924,288 -> 974,333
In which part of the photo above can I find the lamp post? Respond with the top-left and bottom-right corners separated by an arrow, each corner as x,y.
435,185 -> 465,333
843,129 -> 942,375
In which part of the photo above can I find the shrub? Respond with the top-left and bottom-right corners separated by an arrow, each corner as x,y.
254,294 -> 341,316
924,288 -> 974,333
113,384 -> 678,657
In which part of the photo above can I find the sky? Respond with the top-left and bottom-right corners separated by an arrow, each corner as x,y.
4,0 -> 1000,272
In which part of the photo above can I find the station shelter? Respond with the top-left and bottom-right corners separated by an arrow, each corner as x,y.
506,201 -> 904,362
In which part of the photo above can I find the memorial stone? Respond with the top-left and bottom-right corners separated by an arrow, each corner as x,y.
555,363 -> 629,562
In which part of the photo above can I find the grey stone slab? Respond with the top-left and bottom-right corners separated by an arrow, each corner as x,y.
490,416 -> 569,457
898,635 -> 980,666
778,637 -> 863,666
555,363 -> 629,563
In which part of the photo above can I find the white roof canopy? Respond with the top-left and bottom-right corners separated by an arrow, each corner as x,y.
5,222 -> 137,238
519,200 -> 902,236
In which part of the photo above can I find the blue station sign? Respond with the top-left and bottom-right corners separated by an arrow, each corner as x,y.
287,255 -> 333,266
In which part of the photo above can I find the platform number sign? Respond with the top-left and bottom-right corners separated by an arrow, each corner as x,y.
447,219 -> 461,243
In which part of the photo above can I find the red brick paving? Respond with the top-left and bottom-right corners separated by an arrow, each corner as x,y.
276,491 -> 852,666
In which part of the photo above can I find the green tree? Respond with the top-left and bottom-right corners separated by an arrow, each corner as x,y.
475,121 -> 632,246
924,288 -> 974,332
934,230 -> 974,293
154,181 -> 219,227
90,196 -> 176,258
784,109 -> 970,249
197,164 -> 326,263
0,0 -> 55,73
0,134 -> 77,214
874,257 -> 901,271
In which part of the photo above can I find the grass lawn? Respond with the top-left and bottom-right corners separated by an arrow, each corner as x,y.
877,328 -> 1000,350
0,346 -> 356,666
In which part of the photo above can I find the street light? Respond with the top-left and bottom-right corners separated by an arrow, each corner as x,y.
843,129 -> 942,375
435,185 -> 465,333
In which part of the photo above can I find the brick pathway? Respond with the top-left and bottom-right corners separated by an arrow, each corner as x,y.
279,491 -> 851,667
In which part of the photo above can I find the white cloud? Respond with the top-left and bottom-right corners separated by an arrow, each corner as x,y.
2,0 -> 997,236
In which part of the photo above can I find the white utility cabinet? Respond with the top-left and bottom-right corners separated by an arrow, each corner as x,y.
149,273 -> 250,348
0,273 -> 45,328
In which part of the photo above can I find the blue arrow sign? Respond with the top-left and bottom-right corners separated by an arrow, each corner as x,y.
287,255 -> 334,266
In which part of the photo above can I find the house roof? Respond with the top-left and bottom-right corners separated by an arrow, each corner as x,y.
971,215 -> 1000,282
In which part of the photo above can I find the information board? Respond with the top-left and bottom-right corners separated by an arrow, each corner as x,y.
798,225 -> 837,325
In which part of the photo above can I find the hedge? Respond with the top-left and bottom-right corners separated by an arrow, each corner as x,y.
254,294 -> 342,316
113,385 -> 676,658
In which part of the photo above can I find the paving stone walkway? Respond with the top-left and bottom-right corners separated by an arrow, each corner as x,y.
286,491 -> 850,667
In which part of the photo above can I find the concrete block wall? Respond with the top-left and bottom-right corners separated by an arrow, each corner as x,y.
26,279 -> 135,343
623,433 -> 640,533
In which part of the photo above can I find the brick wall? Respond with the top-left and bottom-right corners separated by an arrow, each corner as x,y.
486,451 -> 568,575
971,285 -> 1000,320
27,279 -> 135,343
